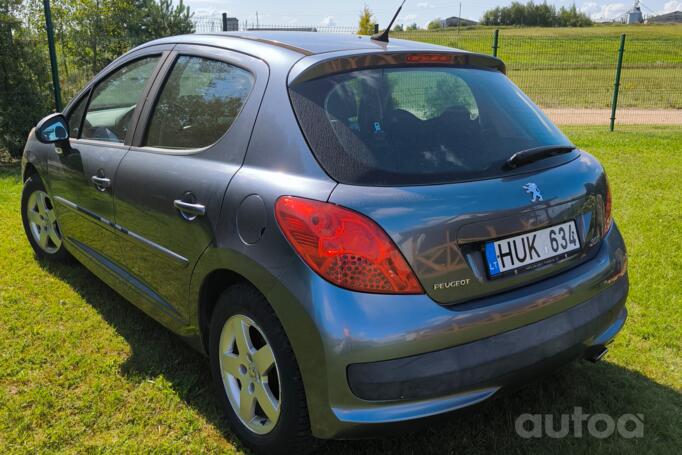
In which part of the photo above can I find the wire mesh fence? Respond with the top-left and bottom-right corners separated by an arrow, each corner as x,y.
241,24 -> 357,33
395,28 -> 682,127
24,15 -> 682,129
173,18 -> 682,128
193,15 -> 358,34
192,15 -> 225,33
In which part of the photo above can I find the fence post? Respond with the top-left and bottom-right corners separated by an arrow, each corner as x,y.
492,29 -> 499,57
222,13 -> 228,32
610,34 -> 626,132
43,0 -> 62,111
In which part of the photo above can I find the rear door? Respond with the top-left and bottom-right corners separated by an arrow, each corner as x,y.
111,45 -> 268,320
48,50 -> 168,262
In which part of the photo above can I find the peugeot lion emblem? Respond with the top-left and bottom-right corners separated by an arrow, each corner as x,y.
523,183 -> 543,202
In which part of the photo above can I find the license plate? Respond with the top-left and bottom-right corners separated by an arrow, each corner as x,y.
485,221 -> 580,277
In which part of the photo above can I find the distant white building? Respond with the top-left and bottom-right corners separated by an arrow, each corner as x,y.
626,1 -> 644,24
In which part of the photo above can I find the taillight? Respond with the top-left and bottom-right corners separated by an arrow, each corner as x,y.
275,196 -> 424,294
603,176 -> 613,237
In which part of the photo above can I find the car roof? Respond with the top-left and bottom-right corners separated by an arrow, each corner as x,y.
134,32 -> 505,83
148,31 -> 461,57
214,31 -> 458,55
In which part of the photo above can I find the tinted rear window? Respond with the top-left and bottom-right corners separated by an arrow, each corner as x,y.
289,66 -> 573,185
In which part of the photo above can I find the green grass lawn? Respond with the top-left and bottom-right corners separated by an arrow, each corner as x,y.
394,25 -> 682,110
0,127 -> 680,453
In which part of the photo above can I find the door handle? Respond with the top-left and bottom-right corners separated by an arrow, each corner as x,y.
91,175 -> 111,191
173,199 -> 206,221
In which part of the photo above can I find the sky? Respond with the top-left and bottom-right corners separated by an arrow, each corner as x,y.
183,0 -> 682,28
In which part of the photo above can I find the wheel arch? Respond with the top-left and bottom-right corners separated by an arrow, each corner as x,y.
190,246 -> 331,437
23,162 -> 40,183
197,268 -> 250,353
21,130 -> 50,186
191,247 -> 282,355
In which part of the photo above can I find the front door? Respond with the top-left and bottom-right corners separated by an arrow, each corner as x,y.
112,46 -> 268,320
48,54 -> 165,262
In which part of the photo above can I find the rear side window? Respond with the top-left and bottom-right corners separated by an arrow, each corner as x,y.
289,67 -> 572,185
82,56 -> 160,143
145,56 -> 254,149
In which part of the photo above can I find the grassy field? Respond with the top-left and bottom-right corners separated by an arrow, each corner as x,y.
0,127 -> 681,453
395,24 -> 682,110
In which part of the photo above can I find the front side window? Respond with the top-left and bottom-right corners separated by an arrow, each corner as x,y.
145,56 -> 254,149
81,56 -> 160,143
67,94 -> 88,138
290,66 -> 572,185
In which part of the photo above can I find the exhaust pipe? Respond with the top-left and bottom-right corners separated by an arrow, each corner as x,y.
585,345 -> 608,363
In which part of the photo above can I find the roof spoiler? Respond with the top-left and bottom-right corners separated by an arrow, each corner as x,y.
289,51 -> 506,86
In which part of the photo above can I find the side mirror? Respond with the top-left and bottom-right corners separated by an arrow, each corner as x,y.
36,113 -> 70,145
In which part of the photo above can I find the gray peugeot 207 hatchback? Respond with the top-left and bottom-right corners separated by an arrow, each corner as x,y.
21,31 -> 628,453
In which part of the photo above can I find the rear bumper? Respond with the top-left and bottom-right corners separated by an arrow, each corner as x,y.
348,278 -> 627,402
271,224 -> 628,439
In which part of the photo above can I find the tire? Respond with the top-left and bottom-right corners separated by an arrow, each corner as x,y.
209,283 -> 317,454
21,174 -> 70,262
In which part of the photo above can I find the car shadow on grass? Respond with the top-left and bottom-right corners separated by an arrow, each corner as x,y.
39,259 -> 681,454
38,259 -> 246,450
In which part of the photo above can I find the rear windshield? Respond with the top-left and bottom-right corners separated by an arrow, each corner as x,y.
289,66 -> 573,185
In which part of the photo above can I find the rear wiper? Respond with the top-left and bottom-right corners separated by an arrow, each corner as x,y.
504,145 -> 576,170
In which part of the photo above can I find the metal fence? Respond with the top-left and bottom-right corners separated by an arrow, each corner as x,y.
394,28 -> 682,127
193,16 -> 682,128
37,14 -> 682,129
193,15 -> 358,34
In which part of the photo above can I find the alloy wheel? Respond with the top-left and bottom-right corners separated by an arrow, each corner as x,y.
26,190 -> 62,254
218,314 -> 281,435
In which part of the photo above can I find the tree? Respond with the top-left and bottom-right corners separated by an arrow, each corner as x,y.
25,0 -> 193,77
0,0 -> 195,157
427,18 -> 442,30
0,0 -> 52,157
392,23 -> 403,32
406,22 -> 419,30
357,5 -> 376,35
129,0 -> 194,45
64,0 -> 137,74
558,5 -> 592,27
481,1 -> 592,27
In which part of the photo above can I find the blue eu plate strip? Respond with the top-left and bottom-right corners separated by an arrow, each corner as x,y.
485,242 -> 500,276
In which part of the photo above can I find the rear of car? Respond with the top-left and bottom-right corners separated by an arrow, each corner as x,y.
273,49 -> 628,437
20,32 -> 628,452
